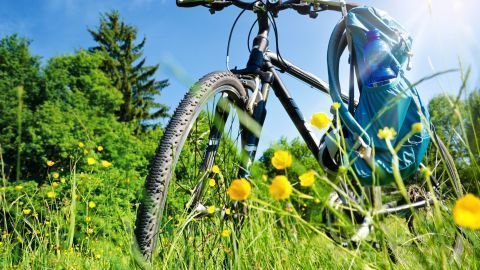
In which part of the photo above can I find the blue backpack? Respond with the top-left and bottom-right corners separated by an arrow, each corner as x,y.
325,7 -> 431,185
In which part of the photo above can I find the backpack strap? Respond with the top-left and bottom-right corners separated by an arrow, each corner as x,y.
348,51 -> 356,115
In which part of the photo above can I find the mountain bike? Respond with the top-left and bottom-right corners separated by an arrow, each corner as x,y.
134,0 -> 464,262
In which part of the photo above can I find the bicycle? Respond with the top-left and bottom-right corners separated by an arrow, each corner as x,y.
134,0 -> 464,262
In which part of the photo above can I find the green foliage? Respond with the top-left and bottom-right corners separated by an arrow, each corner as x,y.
0,35 -> 42,180
252,137 -> 324,181
429,89 -> 480,191
88,10 -> 169,126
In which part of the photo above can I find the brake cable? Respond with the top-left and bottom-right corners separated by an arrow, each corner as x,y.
226,8 -> 248,71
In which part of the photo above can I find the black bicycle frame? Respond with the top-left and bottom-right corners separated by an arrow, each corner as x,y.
233,10 -> 340,176
232,10 -> 437,217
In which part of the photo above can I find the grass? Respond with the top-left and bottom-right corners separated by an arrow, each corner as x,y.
1,71 -> 479,269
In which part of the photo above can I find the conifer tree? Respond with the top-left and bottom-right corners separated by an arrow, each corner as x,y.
88,11 -> 169,126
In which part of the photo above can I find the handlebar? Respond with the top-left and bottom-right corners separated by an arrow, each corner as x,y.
176,0 -> 360,15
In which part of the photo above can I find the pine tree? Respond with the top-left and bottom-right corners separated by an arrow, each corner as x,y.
88,10 -> 169,126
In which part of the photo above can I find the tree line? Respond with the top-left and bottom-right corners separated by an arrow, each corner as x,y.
0,11 -> 168,181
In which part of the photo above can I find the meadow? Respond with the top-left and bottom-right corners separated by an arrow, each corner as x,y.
0,8 -> 479,270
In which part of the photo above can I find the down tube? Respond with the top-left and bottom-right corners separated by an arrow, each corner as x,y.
269,68 -> 321,159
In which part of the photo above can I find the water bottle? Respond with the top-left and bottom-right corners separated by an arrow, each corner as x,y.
363,29 -> 397,87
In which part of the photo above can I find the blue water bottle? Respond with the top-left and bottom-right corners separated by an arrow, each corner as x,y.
363,29 -> 397,86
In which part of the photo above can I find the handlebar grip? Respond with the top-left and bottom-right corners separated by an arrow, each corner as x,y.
176,0 -> 207,7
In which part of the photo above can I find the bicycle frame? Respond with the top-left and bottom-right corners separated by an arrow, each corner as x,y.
232,10 -> 335,174
231,9 -> 436,218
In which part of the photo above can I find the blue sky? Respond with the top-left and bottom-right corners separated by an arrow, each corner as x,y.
1,0 -> 479,154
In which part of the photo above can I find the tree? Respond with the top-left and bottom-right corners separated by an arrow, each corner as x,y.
88,10 -> 169,127
0,35 -> 42,180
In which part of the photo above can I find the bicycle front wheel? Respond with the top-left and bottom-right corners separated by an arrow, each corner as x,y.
134,71 -> 249,261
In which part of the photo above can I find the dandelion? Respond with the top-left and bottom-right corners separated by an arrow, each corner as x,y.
299,171 -> 315,187
95,254 -> 101,259
453,194 -> 480,229
52,182 -> 59,188
377,127 -> 397,140
78,142 -> 84,148
310,112 -> 332,129
227,179 -> 252,201
208,178 -> 216,187
60,178 -> 66,184
87,228 -> 94,235
88,201 -> 96,208
221,229 -> 231,238
46,160 -> 55,167
23,209 -> 31,215
45,220 -> 51,226
85,216 -> 92,223
87,157 -> 96,165
269,175 -> 292,201
101,160 -> 112,168
331,102 -> 341,110
52,172 -> 59,179
97,146 -> 104,152
211,165 -> 220,174
47,191 -> 56,198
411,122 -> 423,133
225,208 -> 231,215
15,185 -> 23,191
271,150 -> 292,170
207,205 -> 216,214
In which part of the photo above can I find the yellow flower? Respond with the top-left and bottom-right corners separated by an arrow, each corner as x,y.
227,179 -> 252,201
46,160 -> 55,167
299,171 -> 315,187
95,254 -> 101,259
97,146 -> 104,152
271,150 -> 292,170
87,228 -> 94,235
207,205 -> 216,214
453,194 -> 480,229
23,209 -> 31,215
83,149 -> 89,155
45,220 -> 51,225
52,172 -> 59,179
411,122 -> 423,133
60,178 -> 66,184
88,201 -> 96,208
101,160 -> 112,168
331,102 -> 341,110
52,182 -> 59,188
208,178 -> 216,187
47,191 -> 56,198
420,167 -> 432,179
87,157 -> 96,166
15,185 -> 23,191
78,142 -> 84,148
85,216 -> 92,223
310,112 -> 332,129
377,127 -> 397,140
211,165 -> 220,174
269,175 -> 293,201
225,208 -> 231,215
221,229 -> 231,238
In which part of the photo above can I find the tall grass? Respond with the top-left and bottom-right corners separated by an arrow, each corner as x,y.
0,71 -> 479,269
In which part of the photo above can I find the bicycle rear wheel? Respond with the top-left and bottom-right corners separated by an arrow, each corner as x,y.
134,71 -> 248,261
